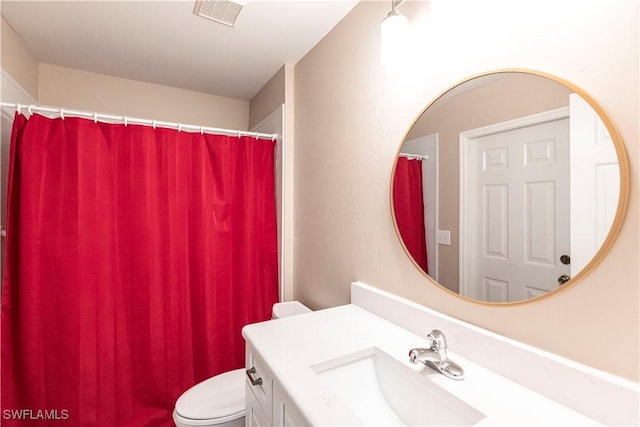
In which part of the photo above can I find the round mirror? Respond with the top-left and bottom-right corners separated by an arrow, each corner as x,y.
391,70 -> 629,304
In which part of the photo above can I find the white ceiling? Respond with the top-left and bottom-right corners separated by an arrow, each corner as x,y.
1,0 -> 358,101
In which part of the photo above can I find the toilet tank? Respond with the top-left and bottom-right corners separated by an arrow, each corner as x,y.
271,301 -> 311,319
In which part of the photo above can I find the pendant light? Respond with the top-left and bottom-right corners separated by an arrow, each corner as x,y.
380,0 -> 409,68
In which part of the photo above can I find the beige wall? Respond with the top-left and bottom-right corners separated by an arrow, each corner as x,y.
39,64 -> 249,130
293,0 -> 639,381
1,16 -> 38,99
405,73 -> 572,292
250,66 -> 285,129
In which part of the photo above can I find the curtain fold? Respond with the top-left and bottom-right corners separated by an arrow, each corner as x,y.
393,157 -> 428,273
1,113 -> 278,426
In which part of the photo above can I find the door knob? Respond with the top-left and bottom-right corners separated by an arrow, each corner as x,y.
560,255 -> 571,265
558,275 -> 571,285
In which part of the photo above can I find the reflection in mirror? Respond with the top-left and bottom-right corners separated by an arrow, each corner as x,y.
392,71 -> 626,304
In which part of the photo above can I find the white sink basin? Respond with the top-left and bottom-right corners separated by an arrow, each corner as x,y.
311,347 -> 486,426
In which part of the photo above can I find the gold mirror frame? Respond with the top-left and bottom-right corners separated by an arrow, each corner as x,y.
390,69 -> 630,306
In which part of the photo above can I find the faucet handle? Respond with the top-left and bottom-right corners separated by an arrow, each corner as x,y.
408,348 -> 420,364
427,329 -> 447,350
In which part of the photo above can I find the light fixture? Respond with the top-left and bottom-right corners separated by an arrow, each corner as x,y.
380,0 -> 409,68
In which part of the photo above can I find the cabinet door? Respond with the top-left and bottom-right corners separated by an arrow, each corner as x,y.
273,383 -> 309,427
281,401 -> 307,427
246,383 -> 270,427
246,348 -> 273,421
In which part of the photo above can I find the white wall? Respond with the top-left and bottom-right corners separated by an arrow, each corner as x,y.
293,0 -> 639,381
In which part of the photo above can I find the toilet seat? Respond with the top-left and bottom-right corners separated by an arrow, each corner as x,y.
174,302 -> 312,426
174,368 -> 245,425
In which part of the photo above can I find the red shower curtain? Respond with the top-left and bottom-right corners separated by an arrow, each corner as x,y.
393,157 -> 428,273
1,113 -> 279,426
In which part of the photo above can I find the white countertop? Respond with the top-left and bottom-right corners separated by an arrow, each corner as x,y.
242,304 -> 601,426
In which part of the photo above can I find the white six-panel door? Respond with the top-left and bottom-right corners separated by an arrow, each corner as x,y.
461,113 -> 570,302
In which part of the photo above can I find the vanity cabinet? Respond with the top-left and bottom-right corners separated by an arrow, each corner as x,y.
242,286 -> 638,426
246,345 -> 307,427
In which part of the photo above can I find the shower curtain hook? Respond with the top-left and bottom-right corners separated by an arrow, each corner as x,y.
59,108 -> 65,120
271,134 -> 276,142
254,132 -> 259,140
93,112 -> 98,123
16,103 -> 22,115
28,105 -> 34,115
200,125 -> 204,135
178,123 -> 182,132
152,120 -> 157,129
124,116 -> 128,127
237,130 -> 241,138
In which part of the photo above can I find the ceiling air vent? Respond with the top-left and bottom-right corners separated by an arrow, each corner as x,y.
193,0 -> 243,27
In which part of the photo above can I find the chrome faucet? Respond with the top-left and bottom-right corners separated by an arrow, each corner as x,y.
408,329 -> 465,380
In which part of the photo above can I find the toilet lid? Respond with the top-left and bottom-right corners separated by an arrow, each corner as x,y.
175,368 -> 245,421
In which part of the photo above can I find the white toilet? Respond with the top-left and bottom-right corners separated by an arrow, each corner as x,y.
173,301 -> 311,427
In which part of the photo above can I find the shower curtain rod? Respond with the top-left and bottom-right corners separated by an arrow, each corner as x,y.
0,102 -> 277,141
399,152 -> 428,160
